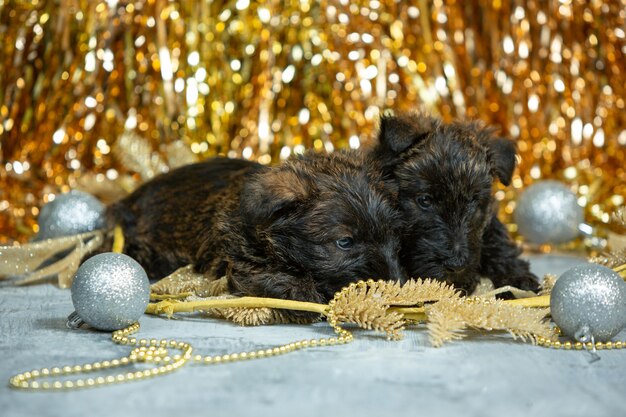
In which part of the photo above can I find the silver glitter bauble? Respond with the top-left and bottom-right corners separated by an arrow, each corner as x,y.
37,190 -> 105,240
514,180 -> 584,244
551,264 -> 626,342
68,253 -> 150,331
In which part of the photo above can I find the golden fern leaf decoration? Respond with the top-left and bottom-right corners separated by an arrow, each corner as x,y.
113,131 -> 168,181
163,140 -> 199,170
212,304 -> 318,326
151,265 -> 228,297
425,296 -> 552,347
539,273 -> 558,295
425,304 -> 466,346
386,278 -> 460,305
589,250 -> 626,269
328,279 -> 459,340
611,206 -> 626,228
330,280 -> 406,340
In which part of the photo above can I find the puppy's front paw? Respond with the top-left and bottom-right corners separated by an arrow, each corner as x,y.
491,270 -> 541,300
508,271 -> 541,293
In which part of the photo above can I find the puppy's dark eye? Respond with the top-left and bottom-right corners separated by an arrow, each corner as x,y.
416,195 -> 433,209
335,237 -> 354,250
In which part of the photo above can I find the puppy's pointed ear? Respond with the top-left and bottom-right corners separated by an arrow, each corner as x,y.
476,127 -> 517,186
241,167 -> 311,224
376,113 -> 438,154
488,137 -> 516,186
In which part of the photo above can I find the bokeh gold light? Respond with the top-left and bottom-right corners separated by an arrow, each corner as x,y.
1,0 -> 625,243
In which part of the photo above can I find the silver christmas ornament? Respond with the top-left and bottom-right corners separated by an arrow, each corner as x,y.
551,263 -> 626,342
37,190 -> 105,240
68,253 -> 150,331
514,180 -> 584,244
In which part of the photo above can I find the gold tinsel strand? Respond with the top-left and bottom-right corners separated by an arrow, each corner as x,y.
1,1 -> 625,242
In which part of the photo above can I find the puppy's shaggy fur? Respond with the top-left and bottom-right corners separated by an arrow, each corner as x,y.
370,113 -> 539,295
108,151 -> 406,304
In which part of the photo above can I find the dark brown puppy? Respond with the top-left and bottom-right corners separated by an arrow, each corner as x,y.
108,150 -> 406,304
369,112 -> 539,295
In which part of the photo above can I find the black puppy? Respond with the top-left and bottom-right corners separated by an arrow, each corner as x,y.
370,112 -> 540,295
108,150 -> 406,304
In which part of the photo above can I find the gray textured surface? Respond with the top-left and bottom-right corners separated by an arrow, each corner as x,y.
1,254 -> 625,417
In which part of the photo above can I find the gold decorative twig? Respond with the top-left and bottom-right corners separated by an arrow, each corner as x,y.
147,296 -> 329,317
146,279 -> 556,346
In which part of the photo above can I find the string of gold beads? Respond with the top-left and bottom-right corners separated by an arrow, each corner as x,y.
190,331 -> 353,364
188,301 -> 354,364
535,327 -> 625,350
536,336 -> 625,350
9,323 -> 188,390
9,317 -> 354,390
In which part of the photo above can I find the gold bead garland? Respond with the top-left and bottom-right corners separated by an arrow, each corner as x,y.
10,318 -> 625,390
536,326 -> 626,351
537,337 -> 626,351
9,309 -> 354,390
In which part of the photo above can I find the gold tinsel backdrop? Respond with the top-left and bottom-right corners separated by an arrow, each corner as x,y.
1,0 -> 625,243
